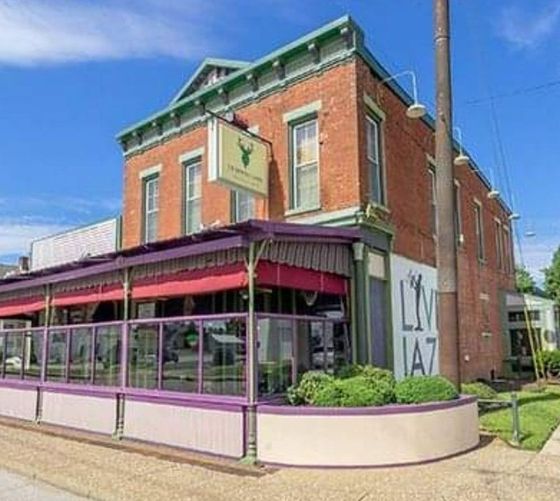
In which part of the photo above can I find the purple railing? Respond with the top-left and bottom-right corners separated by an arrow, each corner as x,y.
0,313 -> 349,402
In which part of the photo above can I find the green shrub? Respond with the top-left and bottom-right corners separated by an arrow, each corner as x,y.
461,381 -> 498,400
338,364 -> 396,387
286,371 -> 334,405
395,375 -> 458,404
537,349 -> 560,376
313,376 -> 393,407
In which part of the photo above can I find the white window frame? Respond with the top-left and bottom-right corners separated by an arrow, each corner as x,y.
143,176 -> 159,243
474,200 -> 485,262
184,159 -> 201,235
232,190 -> 255,223
291,118 -> 319,211
495,218 -> 503,270
428,167 -> 437,236
366,114 -> 385,206
454,180 -> 463,245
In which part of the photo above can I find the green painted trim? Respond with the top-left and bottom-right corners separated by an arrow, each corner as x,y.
170,58 -> 250,104
116,15 -> 356,140
282,100 -> 322,123
384,248 -> 394,371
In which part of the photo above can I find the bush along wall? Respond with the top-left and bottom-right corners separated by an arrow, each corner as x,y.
287,366 -> 458,407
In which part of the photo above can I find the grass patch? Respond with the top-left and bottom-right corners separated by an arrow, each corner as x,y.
480,386 -> 560,450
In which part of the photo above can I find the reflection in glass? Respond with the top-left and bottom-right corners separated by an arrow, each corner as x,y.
162,321 -> 199,393
24,331 -> 43,380
47,331 -> 67,382
94,325 -> 122,387
202,319 -> 246,396
69,328 -> 93,384
128,324 -> 159,389
4,332 -> 24,378
258,318 -> 293,396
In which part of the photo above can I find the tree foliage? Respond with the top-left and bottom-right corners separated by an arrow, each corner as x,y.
544,247 -> 560,304
515,266 -> 536,294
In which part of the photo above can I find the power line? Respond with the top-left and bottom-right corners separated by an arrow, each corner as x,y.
464,79 -> 560,105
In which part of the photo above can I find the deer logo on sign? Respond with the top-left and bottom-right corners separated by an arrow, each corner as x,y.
237,137 -> 254,168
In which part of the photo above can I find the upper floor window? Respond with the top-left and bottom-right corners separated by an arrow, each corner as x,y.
454,181 -> 463,245
184,159 -> 201,235
428,167 -> 437,236
231,190 -> 254,223
143,176 -> 159,243
291,118 -> 319,211
503,226 -> 512,274
495,219 -> 503,270
474,201 -> 485,262
366,115 -> 384,205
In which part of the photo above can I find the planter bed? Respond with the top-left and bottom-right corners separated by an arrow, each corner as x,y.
257,395 -> 479,467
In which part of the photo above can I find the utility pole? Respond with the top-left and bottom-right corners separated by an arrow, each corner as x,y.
434,0 -> 461,386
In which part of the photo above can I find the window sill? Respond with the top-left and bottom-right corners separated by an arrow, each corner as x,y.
285,205 -> 322,218
367,201 -> 390,214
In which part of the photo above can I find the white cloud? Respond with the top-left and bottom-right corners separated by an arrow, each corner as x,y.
0,0 -> 219,66
0,221 -> 70,258
516,229 -> 560,285
497,2 -> 560,49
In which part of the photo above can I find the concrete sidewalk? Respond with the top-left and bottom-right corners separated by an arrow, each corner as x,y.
0,423 -> 558,500
0,469 -> 82,500
541,423 -> 560,456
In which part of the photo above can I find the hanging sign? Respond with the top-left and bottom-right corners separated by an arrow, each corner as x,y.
208,117 -> 269,197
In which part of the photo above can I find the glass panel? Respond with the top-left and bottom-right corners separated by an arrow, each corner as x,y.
369,159 -> 381,203
296,164 -> 318,208
295,120 -> 317,165
162,321 -> 199,393
202,319 -> 246,396
68,327 -> 93,384
332,323 -> 351,373
47,330 -> 67,382
5,332 -> 24,379
24,331 -> 43,380
234,191 -> 254,222
94,325 -> 122,387
0,332 -> 4,377
295,320 -> 325,376
258,318 -> 293,396
366,117 -> 379,162
186,199 -> 201,234
128,324 -> 159,389
146,212 -> 158,243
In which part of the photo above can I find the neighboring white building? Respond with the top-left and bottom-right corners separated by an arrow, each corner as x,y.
504,292 -> 559,374
30,217 -> 121,271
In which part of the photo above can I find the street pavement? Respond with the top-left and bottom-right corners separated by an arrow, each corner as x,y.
0,423 -> 558,500
0,470 -> 82,500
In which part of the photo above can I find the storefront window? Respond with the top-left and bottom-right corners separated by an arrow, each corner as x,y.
4,332 -> 24,378
258,318 -> 293,396
69,328 -> 93,384
296,320 -> 325,373
162,321 -> 199,393
202,319 -> 246,396
47,331 -> 67,382
24,331 -> 43,380
94,325 -> 122,387
128,324 -> 159,389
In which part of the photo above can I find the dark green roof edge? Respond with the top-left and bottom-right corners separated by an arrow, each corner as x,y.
170,58 -> 250,104
116,15 -> 511,215
116,15 -> 357,139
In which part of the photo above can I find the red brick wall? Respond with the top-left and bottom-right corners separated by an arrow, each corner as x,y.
122,61 -> 360,248
122,55 -> 515,380
354,57 -> 514,380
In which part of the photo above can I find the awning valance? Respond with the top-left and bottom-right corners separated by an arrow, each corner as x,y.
52,283 -> 124,307
131,263 -> 247,300
0,297 -> 45,317
256,261 -> 348,295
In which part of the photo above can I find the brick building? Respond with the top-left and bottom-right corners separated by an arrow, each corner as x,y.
116,16 -> 514,381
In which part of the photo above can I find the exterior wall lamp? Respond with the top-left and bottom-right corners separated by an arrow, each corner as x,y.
453,126 -> 470,166
378,70 -> 427,119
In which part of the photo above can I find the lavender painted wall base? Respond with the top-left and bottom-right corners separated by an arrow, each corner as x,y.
123,398 -> 245,458
0,386 -> 37,421
41,391 -> 117,435
257,396 -> 479,467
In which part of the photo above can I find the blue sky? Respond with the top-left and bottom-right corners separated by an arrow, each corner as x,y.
0,0 -> 558,281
